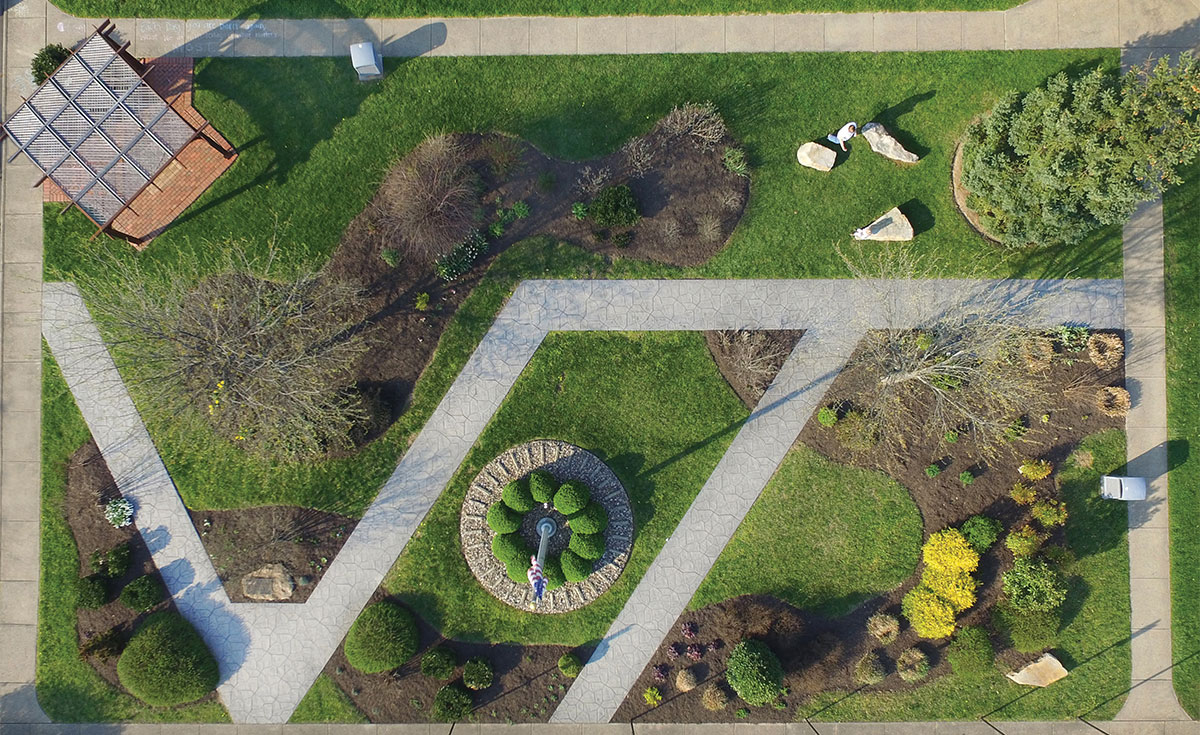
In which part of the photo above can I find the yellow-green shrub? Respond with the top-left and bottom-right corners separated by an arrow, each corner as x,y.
922,568 -> 978,612
1019,459 -> 1053,481
901,585 -> 957,639
922,529 -> 980,577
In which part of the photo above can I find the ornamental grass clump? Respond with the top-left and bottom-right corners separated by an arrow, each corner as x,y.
463,657 -> 493,690
726,640 -> 784,706
701,683 -> 729,711
896,647 -> 930,682
866,612 -> 900,645
1088,333 -> 1125,369
961,55 -> 1200,248
1096,386 -> 1131,417
853,651 -> 886,686
344,601 -> 418,674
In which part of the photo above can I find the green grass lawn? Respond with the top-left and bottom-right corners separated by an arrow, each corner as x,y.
38,350 -> 231,723
690,443 -> 921,617
795,430 -> 1130,721
53,0 -> 1023,19
1164,159 -> 1200,718
383,329 -> 749,645
42,51 -> 1120,515
289,675 -> 366,723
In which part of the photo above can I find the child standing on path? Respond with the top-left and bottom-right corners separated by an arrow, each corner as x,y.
828,122 -> 858,151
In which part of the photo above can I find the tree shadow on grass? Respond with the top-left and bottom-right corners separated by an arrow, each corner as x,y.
870,90 -> 936,158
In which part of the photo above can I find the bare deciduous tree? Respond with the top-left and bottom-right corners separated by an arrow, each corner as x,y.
78,247 -> 371,462
372,134 -> 478,262
659,102 -> 728,150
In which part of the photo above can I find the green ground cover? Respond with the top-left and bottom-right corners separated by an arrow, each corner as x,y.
43,51 -> 1120,515
795,430 -> 1130,721
54,0 -> 1023,19
289,675 -> 367,723
383,330 -> 749,645
38,351 -> 231,723
1164,158 -> 1200,718
690,443 -> 921,617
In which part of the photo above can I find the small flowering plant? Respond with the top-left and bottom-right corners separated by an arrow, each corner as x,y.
686,643 -> 705,662
680,621 -> 698,640
652,664 -> 669,682
665,642 -> 683,660
104,497 -> 134,528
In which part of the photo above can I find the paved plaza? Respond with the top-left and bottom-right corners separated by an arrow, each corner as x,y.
2,0 -> 1198,730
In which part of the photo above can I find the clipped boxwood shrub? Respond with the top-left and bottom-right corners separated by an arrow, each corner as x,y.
119,575 -> 165,613
116,612 -> 219,706
568,502 -> 608,535
77,575 -> 108,609
432,682 -> 473,721
960,515 -> 1003,552
344,601 -> 418,674
560,549 -> 594,582
506,557 -> 530,583
543,553 -> 565,590
502,479 -> 535,512
554,480 -> 591,516
946,626 -> 994,677
486,503 -> 522,534
589,184 -> 640,229
463,657 -> 494,690
529,470 -> 558,504
491,532 -> 531,565
568,531 -> 605,561
421,646 -> 457,680
558,652 -> 583,678
726,639 -> 784,706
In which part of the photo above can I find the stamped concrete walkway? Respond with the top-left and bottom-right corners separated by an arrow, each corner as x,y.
43,278 -> 1123,725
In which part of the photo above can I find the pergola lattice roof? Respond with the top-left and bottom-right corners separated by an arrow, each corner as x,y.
2,24 -> 198,226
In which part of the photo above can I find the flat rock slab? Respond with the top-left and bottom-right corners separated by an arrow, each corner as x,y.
1007,653 -> 1069,687
853,206 -> 914,241
241,563 -> 295,601
797,142 -> 836,171
862,122 -> 920,163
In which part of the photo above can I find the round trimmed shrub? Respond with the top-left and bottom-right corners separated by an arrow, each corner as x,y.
853,651 -> 885,686
558,652 -> 583,678
589,184 -> 640,229
922,529 -> 979,576
560,549 -> 594,582
506,557 -> 530,584
960,515 -> 1003,552
344,601 -> 418,674
568,502 -> 608,535
491,533 -> 531,565
568,532 -> 605,561
1002,556 -> 1067,613
901,585 -> 957,639
463,657 -> 493,690
432,682 -> 473,721
529,470 -> 558,504
502,479 -> 535,512
77,575 -> 108,609
421,646 -> 457,680
31,44 -> 70,86
119,575 -> 165,613
543,553 -> 566,590
946,626 -> 994,677
554,480 -> 591,516
486,503 -> 522,534
116,612 -> 219,706
725,639 -> 784,706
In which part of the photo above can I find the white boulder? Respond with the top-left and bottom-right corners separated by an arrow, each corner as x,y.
852,206 -> 914,241
1006,653 -> 1069,687
796,142 -> 836,172
862,122 -> 920,164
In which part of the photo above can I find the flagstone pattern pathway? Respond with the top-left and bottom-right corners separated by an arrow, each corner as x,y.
1,0 -> 1198,728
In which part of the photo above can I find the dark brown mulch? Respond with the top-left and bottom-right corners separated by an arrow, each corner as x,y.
618,334 -> 1126,722
705,330 -> 805,409
324,128 -> 749,449
319,591 -> 586,723
65,441 -> 219,708
187,506 -> 357,603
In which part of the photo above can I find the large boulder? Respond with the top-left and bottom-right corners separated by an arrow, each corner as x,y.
1006,653 -> 1068,687
853,206 -> 914,241
861,122 -> 920,163
796,142 -> 836,172
241,563 -> 294,601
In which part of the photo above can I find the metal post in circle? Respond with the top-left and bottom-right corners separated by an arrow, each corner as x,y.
528,517 -> 556,607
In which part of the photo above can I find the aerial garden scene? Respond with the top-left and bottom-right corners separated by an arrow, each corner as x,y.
7,0 -> 1200,729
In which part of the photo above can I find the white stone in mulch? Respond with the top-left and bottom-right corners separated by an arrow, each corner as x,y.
460,440 -> 633,614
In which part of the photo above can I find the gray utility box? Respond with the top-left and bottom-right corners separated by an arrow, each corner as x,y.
350,42 -> 383,81
1100,475 -> 1147,501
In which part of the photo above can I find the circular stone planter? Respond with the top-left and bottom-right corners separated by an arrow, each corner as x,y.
460,440 -> 633,614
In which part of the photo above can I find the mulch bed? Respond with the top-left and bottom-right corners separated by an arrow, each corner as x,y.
187,506 -> 357,603
319,591 -> 586,723
705,330 -> 804,409
65,440 -> 220,708
618,332 -> 1126,722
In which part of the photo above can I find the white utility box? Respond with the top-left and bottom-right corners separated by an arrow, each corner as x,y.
1100,475 -> 1147,501
350,42 -> 383,81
